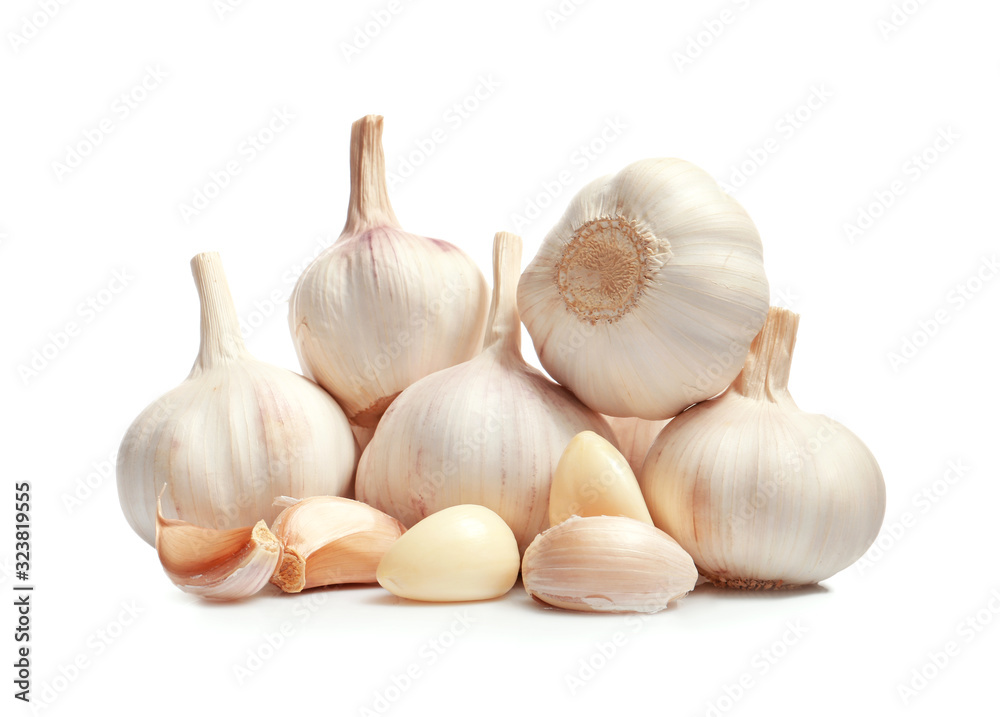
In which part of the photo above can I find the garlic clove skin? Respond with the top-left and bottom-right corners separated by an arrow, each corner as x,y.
602,415 -> 670,478
269,496 -> 405,593
640,307 -> 887,589
356,232 -> 618,553
518,158 -> 769,420
521,515 -> 698,613
376,505 -> 520,602
549,431 -> 653,526
155,495 -> 281,601
117,252 -> 358,546
289,115 -> 490,428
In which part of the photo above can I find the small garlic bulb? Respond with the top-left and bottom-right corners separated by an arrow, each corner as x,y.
602,415 -> 670,477
640,307 -> 886,589
289,114 -> 490,428
356,232 -> 617,553
517,158 -> 769,420
117,253 -> 358,546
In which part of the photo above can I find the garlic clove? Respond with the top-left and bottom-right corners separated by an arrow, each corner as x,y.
521,515 -> 698,614
517,158 -> 769,420
549,431 -> 653,526
376,505 -> 520,602
268,496 -> 405,593
639,307 -> 887,588
602,415 -> 671,477
356,232 -> 617,553
289,115 -> 490,428
155,495 -> 281,601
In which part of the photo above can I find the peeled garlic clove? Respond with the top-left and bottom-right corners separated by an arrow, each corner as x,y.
602,415 -> 670,477
549,431 -> 653,526
155,496 -> 281,601
269,496 -> 405,593
289,115 -> 490,428
117,252 -> 358,546
518,159 -> 769,420
356,232 -> 617,553
640,307 -> 886,589
522,515 -> 697,613
376,505 -> 520,602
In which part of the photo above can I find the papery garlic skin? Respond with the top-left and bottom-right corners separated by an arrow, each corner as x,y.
522,515 -> 697,613
518,159 -> 769,420
269,496 -> 405,592
549,431 -> 653,526
155,496 -> 281,601
602,415 -> 670,478
117,253 -> 358,546
356,232 -> 617,553
376,505 -> 520,602
640,307 -> 886,589
289,115 -> 490,428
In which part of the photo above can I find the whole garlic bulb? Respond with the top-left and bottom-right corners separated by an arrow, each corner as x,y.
356,232 -> 617,553
639,307 -> 886,589
117,253 -> 358,546
289,114 -> 490,428
517,158 -> 770,420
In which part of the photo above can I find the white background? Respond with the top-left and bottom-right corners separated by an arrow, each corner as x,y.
4,1 -> 998,715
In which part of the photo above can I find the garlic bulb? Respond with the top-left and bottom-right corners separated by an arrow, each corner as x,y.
522,515 -> 698,613
549,431 -> 653,527
602,415 -> 670,477
640,307 -> 886,589
155,495 -> 282,601
117,253 -> 358,546
289,114 -> 490,428
517,158 -> 770,420
269,496 -> 405,593
376,505 -> 520,602
356,232 -> 617,553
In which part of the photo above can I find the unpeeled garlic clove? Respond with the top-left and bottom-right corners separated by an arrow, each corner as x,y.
549,431 -> 653,527
269,496 -> 405,593
155,495 -> 281,601
521,515 -> 697,614
376,505 -> 520,602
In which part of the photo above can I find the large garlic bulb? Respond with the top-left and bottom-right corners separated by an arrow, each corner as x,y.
117,253 -> 358,546
517,158 -> 770,420
639,307 -> 886,589
356,232 -> 617,553
289,114 -> 490,428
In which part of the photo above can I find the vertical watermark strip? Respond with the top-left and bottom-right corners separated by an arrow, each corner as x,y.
12,481 -> 33,703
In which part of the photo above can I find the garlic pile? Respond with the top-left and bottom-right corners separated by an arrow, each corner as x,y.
289,115 -> 490,428
117,253 -> 358,546
124,114 -> 885,612
356,232 -> 617,553
640,307 -> 886,589
517,159 -> 770,420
